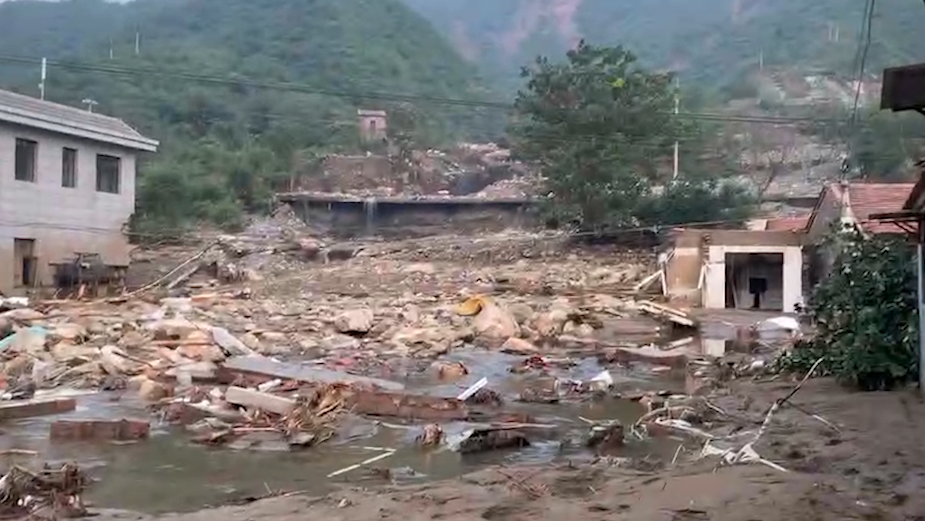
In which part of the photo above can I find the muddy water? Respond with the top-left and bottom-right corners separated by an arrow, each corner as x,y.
0,350 -> 683,514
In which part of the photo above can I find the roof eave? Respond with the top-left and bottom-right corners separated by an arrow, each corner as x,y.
0,110 -> 158,152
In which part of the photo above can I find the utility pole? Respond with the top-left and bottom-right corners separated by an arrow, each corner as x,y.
81,99 -> 98,113
673,77 -> 680,180
135,31 -> 140,56
38,58 -> 46,100
759,50 -> 764,71
109,39 -> 114,60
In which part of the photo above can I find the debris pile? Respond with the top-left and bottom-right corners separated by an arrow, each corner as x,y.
0,463 -> 90,518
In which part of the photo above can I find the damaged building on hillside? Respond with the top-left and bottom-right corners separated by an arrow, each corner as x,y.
664,181 -> 914,313
0,88 -> 159,295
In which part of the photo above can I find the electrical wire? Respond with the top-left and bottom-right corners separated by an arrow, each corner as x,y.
842,0 -> 877,178
849,0 -> 876,128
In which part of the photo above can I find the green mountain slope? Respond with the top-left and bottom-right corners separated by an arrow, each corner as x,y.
0,0 -> 498,232
0,0 -> 495,140
401,0 -> 925,91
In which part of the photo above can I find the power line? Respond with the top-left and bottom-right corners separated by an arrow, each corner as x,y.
849,0 -> 876,128
0,53 -> 865,126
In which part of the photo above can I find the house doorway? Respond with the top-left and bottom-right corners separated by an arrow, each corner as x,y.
724,252 -> 784,310
13,238 -> 37,288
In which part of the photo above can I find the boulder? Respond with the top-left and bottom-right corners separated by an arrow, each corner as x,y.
508,303 -> 535,325
49,323 -> 87,342
335,308 -> 374,335
148,318 -> 199,340
534,307 -> 570,338
177,343 -> 225,363
430,361 -> 468,380
500,337 -> 539,355
137,378 -> 171,401
472,301 -> 520,340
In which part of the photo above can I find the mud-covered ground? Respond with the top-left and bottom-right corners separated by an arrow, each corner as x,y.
93,377 -> 925,521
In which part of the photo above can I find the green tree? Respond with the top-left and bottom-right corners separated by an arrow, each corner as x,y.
511,42 -> 754,231
782,227 -> 919,390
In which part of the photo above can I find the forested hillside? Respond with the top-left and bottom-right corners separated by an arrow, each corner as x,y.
402,0 -> 925,91
0,0 -> 498,233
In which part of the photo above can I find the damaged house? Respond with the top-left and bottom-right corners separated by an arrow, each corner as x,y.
664,181 -> 915,313
805,181 -> 914,284
0,89 -> 158,295
665,228 -> 805,313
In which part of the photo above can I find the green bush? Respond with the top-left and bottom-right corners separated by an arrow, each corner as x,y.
780,227 -> 919,390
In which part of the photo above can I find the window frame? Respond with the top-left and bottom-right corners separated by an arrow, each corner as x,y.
14,138 -> 38,182
62,147 -> 78,188
95,154 -> 121,194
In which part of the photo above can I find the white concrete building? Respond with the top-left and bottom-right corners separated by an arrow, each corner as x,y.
666,228 -> 805,313
0,89 -> 158,295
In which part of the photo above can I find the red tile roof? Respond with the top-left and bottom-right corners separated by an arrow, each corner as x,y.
848,183 -> 915,234
765,215 -> 810,232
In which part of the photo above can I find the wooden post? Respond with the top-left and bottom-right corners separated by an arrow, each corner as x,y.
918,216 -> 925,395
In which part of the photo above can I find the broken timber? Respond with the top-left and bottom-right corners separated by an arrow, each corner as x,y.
637,301 -> 696,328
224,386 -> 470,421
0,398 -> 77,421
222,355 -> 405,391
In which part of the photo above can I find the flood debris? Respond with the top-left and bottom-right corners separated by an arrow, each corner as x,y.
446,425 -> 530,454
222,355 -> 404,391
188,383 -> 346,449
327,448 -> 397,478
415,423 -> 444,446
582,419 -> 625,453
0,463 -> 90,518
50,419 -> 151,442
636,301 -> 695,328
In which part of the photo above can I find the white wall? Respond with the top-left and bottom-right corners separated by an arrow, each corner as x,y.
0,122 -> 137,294
705,245 -> 804,313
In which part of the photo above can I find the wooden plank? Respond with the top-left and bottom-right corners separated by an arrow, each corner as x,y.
0,398 -> 77,421
637,301 -> 696,327
222,355 -> 404,391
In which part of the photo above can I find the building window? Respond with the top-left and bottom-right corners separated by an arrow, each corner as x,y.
14,138 -> 37,182
96,154 -> 121,194
62,148 -> 78,188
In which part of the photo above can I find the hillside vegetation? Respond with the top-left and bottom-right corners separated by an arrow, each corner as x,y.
0,0 -> 499,234
402,0 -> 925,91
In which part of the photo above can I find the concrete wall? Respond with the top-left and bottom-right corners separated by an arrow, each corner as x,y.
806,185 -> 842,243
0,122 -> 137,294
288,199 -> 536,238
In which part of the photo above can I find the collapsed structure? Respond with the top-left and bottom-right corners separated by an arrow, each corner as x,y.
664,181 -> 915,313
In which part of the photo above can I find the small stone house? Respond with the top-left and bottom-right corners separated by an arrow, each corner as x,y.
357,109 -> 387,141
